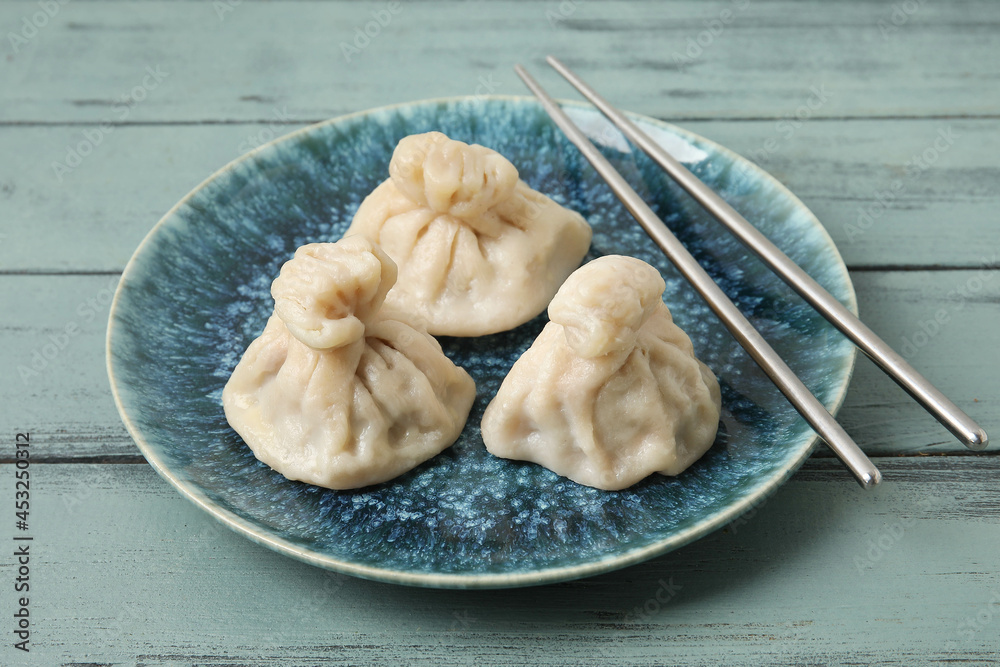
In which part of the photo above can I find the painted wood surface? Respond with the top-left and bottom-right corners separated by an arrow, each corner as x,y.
0,459 -> 998,665
1,1 -> 999,124
2,119 -> 998,273
2,269 -> 994,460
1,0 -> 998,664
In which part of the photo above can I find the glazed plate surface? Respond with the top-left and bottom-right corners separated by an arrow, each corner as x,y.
107,96 -> 857,588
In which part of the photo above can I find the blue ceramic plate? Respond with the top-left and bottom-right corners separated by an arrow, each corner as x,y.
107,96 -> 857,589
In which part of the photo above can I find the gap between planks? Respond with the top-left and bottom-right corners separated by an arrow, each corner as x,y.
4,114 -> 1000,128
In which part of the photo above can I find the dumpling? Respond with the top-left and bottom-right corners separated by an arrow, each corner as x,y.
222,236 -> 477,490
345,131 -> 593,336
481,255 -> 721,491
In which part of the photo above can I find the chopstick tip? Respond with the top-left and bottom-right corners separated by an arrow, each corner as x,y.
968,427 -> 989,451
859,467 -> 882,489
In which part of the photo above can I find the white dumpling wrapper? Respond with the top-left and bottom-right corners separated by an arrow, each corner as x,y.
481,255 -> 722,490
223,236 -> 477,490
346,131 -> 593,336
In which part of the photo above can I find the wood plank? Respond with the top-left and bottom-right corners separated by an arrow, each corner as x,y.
1,1 -> 999,124
0,124 -> 312,273
1,270 -> 995,459
2,457 -> 997,665
836,270 -> 999,456
2,119 -> 998,273
0,274 -> 128,459
703,118 -> 1000,270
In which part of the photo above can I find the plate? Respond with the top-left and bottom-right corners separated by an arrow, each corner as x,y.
107,96 -> 857,589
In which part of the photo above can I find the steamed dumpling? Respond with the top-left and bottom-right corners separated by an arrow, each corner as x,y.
481,255 -> 721,490
223,236 -> 477,490
345,131 -> 593,336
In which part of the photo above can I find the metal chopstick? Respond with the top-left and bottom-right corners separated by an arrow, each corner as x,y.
544,55 -> 988,453
515,64 -> 882,488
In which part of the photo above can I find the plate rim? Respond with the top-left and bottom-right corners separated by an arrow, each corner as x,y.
106,94 -> 858,589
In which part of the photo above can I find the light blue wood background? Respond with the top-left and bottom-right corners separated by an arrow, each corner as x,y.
1,0 -> 998,664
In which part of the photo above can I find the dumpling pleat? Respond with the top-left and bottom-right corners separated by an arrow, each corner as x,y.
481,256 -> 721,490
223,237 -> 476,489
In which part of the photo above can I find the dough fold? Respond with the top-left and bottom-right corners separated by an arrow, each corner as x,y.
347,131 -> 593,336
223,236 -> 477,489
481,255 -> 721,490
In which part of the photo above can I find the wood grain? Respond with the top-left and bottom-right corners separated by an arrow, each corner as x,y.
1,269 -> 994,460
1,1 -> 999,124
1,458 -> 997,665
1,119 -> 998,273
2,0 -> 998,664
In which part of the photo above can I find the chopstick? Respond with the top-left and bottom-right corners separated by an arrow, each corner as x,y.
515,64 -> 882,488
544,56 -> 988,454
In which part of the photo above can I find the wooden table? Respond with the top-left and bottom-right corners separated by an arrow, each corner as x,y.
2,1 -> 998,664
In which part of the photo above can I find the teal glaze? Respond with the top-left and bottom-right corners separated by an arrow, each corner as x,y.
107,96 -> 857,588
